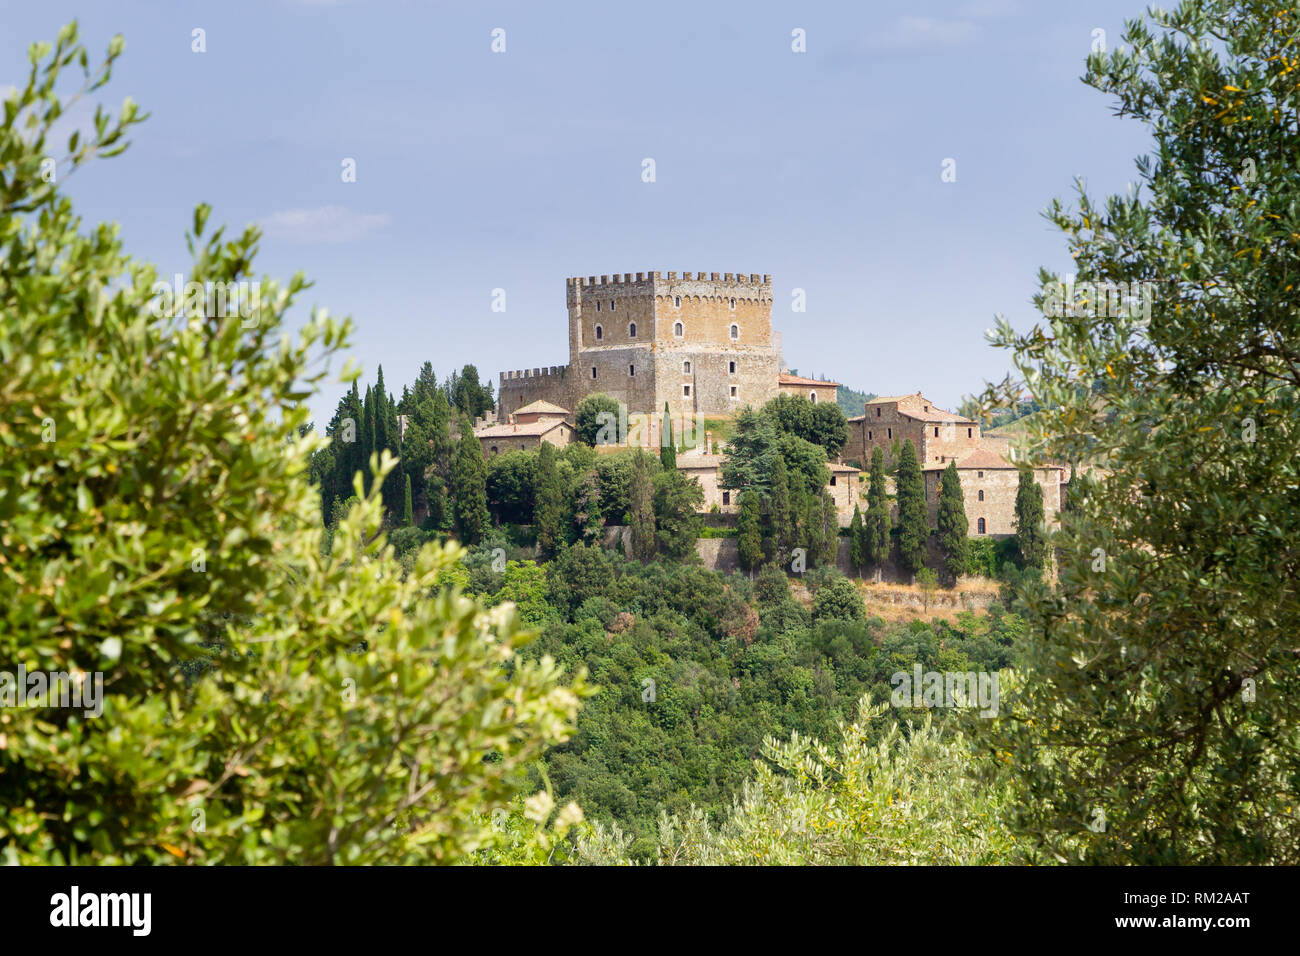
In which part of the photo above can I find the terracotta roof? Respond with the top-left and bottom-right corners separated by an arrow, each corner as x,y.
475,419 -> 571,439
828,461 -> 859,472
778,372 -> 841,388
866,392 -> 973,424
513,400 -> 570,416
676,452 -> 725,469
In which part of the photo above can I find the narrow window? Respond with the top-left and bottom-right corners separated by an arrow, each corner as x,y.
810,391 -> 818,404
683,384 -> 691,397
594,324 -> 603,341
674,295 -> 681,307
722,491 -> 731,506
596,301 -> 601,311
868,430 -> 872,441
629,365 -> 635,376
830,476 -> 837,486
683,360 -> 691,374
967,427 -> 973,438
934,426 -> 939,437
729,297 -> 736,310
591,367 -> 597,379
978,470 -> 984,478
730,385 -> 737,398
876,407 -> 881,417
887,427 -> 892,439
674,321 -> 684,337
628,322 -> 636,337
610,299 -> 615,311
977,517 -> 986,534
729,323 -> 739,340
729,360 -> 736,373
978,490 -> 984,501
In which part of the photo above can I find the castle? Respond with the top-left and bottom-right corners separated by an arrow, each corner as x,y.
496,271 -> 838,420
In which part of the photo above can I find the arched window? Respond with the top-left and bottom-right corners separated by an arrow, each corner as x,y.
673,295 -> 681,307
729,323 -> 739,340
674,321 -> 684,337
490,446 -> 498,454
978,490 -> 984,501
596,301 -> 601,311
628,322 -> 636,337
729,297 -> 736,310
977,517 -> 986,534
729,360 -> 736,373
809,391 -> 818,404
594,324 -> 603,341
683,360 -> 691,374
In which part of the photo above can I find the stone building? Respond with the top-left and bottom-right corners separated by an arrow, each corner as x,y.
846,392 -> 981,468
498,271 -> 783,422
776,372 -> 840,405
826,461 -> 862,523
922,448 -> 1064,538
474,400 -> 574,457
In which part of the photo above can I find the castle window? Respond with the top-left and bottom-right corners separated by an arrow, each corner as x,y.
610,299 -> 615,311
683,360 -> 691,374
722,491 -> 731,506
876,407 -> 881,417
934,427 -> 940,437
628,322 -> 636,337
596,301 -> 601,311
729,298 -> 736,310
674,295 -> 681,308
977,517 -> 986,534
977,470 -> 984,478
729,360 -> 736,373
729,323 -> 739,340
683,384 -> 691,397
967,428 -> 973,438
887,427 -> 892,439
594,324 -> 603,341
591,367 -> 597,379
810,391 -> 818,404
730,385 -> 738,398
629,365 -> 635,376
978,490 -> 984,501
868,431 -> 872,441
674,321 -> 684,337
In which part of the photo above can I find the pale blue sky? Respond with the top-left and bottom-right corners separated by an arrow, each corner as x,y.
2,0 -> 1154,423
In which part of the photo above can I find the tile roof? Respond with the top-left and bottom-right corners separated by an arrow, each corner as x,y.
474,419 -> 571,439
778,372 -> 841,387
513,400 -> 570,416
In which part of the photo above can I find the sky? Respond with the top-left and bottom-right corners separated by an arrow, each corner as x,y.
1,0 -> 1157,424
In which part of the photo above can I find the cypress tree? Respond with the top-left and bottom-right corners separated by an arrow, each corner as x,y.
819,490 -> 838,569
865,447 -> 891,579
660,401 -> 676,470
451,419 -> 490,544
402,472 -> 414,527
1014,467 -> 1047,569
629,449 -> 656,561
848,504 -> 865,578
534,442 -> 565,558
769,453 -> 792,560
737,489 -> 763,576
937,461 -> 968,582
895,439 -> 927,577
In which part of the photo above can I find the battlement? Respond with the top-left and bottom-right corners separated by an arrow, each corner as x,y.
565,271 -> 772,289
500,365 -> 569,383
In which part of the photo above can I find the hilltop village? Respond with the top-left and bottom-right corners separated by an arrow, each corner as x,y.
475,270 -> 1067,539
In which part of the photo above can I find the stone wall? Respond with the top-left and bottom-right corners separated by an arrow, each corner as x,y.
923,465 -> 1063,537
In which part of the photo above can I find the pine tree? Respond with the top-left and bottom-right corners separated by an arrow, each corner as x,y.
534,442 -> 565,558
895,439 -> 927,578
660,401 -> 676,470
737,489 -> 763,576
936,461 -> 967,582
402,472 -> 414,527
628,449 -> 656,561
1014,468 -> 1046,570
452,419 -> 489,544
848,504 -> 864,578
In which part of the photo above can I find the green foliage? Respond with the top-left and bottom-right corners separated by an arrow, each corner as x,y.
402,472 -> 414,527
737,490 -> 764,574
835,384 -> 877,419
628,449 -> 656,561
534,442 -> 565,558
0,26 -> 586,864
864,447 -> 891,573
937,462 -> 968,581
452,419 -> 490,544
894,440 -> 927,576
660,401 -> 676,470
446,364 -> 494,419
761,393 -> 849,459
720,409 -> 830,496
1013,469 -> 1047,570
848,505 -> 865,576
575,393 -> 621,447
652,469 -> 704,560
975,0 -> 1300,864
485,449 -> 536,525
811,574 -> 865,622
